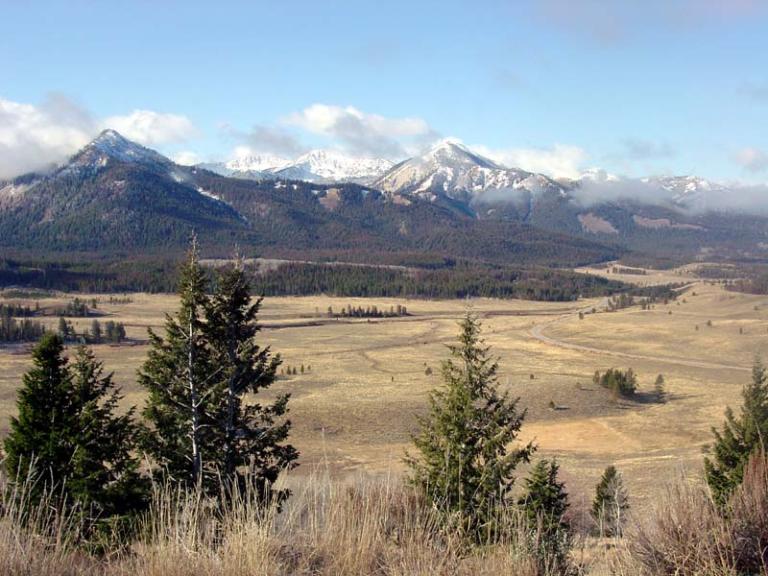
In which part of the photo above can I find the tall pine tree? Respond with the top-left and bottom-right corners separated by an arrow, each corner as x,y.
139,238 -> 222,489
205,261 -> 298,499
705,360 -> 768,506
405,313 -> 534,536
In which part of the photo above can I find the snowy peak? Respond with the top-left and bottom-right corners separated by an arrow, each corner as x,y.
373,139 -> 564,205
420,138 -> 501,170
68,129 -> 173,173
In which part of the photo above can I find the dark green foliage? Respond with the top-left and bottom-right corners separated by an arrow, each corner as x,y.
518,459 -> 570,562
139,241 -> 222,489
519,459 -> 569,533
4,333 -> 75,498
705,361 -> 768,506
591,465 -> 629,537
252,261 -> 626,301
204,262 -> 298,500
405,313 -> 534,537
66,347 -> 148,516
595,368 -> 637,399
3,335 -> 146,516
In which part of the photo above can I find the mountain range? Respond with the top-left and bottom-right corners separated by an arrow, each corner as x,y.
2,130 -> 767,266
202,149 -> 393,185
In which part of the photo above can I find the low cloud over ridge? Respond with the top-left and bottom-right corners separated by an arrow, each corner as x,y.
0,94 -> 197,179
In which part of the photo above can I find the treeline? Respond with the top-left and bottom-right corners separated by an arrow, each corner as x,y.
327,304 -> 408,318
251,262 -> 627,301
0,257 -> 180,293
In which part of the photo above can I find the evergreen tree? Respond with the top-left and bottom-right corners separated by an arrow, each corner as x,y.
405,313 -> 534,537
139,238 -> 222,489
4,336 -> 146,516
591,465 -> 629,537
4,334 -> 77,499
704,360 -> 768,506
205,262 -> 298,499
519,459 -> 569,532
518,459 -> 570,564
66,347 -> 147,516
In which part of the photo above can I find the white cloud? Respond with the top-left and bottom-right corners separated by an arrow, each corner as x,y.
172,150 -> 203,166
0,95 -> 94,178
473,143 -> 588,179
100,110 -> 197,146
0,95 -> 198,179
735,147 -> 768,173
283,103 -> 437,158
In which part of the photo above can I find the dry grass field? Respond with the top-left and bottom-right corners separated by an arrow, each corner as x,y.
0,268 -> 763,513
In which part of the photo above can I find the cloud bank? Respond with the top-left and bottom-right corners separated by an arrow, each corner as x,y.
473,143 -> 588,180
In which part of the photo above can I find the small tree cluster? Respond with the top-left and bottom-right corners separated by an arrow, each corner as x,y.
103,320 -> 127,343
0,311 -> 45,342
281,364 -> 309,376
594,368 -> 637,399
60,297 -> 91,317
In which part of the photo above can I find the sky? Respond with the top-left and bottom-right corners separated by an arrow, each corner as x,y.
2,0 -> 768,183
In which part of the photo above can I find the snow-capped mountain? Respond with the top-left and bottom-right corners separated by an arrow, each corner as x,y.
67,129 -> 174,174
269,149 -> 393,184
373,139 -> 566,205
199,149 -> 392,184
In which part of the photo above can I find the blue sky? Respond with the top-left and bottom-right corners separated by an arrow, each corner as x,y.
2,0 -> 768,181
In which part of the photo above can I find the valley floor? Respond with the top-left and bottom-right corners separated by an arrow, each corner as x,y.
0,268 -> 761,510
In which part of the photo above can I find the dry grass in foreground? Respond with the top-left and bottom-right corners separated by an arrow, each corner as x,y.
0,469 -> 574,576
3,457 -> 768,576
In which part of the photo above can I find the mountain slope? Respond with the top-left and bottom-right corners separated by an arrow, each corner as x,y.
0,130 -> 248,251
0,131 -> 618,266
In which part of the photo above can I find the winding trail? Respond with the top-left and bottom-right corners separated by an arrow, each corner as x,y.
528,289 -> 751,373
